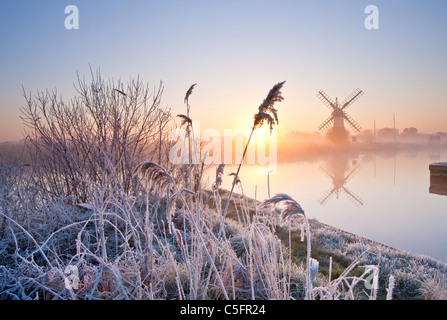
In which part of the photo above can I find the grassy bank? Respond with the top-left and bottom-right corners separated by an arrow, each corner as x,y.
2,74 -> 446,300
2,179 -> 446,300
215,189 -> 447,300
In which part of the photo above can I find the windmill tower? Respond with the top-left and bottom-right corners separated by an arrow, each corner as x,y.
317,89 -> 364,140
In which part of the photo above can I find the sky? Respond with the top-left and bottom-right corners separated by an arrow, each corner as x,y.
1,0 -> 447,142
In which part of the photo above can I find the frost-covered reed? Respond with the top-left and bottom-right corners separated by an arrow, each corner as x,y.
1,73 -> 447,301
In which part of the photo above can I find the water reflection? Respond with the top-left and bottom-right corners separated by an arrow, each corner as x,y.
319,154 -> 364,207
221,150 -> 447,261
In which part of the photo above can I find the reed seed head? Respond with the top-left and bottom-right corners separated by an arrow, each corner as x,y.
228,172 -> 241,186
133,161 -> 174,194
215,164 -> 225,188
259,193 -> 305,225
253,81 -> 285,131
184,83 -> 197,104
176,114 -> 192,127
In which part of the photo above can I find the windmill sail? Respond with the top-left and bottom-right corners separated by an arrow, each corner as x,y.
319,187 -> 338,206
318,116 -> 334,131
316,90 -> 336,109
317,88 -> 363,135
342,186 -> 364,207
319,161 -> 364,207
343,163 -> 361,183
341,88 -> 363,110
343,112 -> 362,132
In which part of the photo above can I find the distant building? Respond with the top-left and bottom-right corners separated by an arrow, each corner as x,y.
378,128 -> 399,139
402,127 -> 418,136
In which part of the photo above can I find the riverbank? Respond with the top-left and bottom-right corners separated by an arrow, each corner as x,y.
1,180 -> 447,300
219,189 -> 447,300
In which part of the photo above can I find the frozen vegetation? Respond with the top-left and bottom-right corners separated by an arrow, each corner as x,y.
1,72 -> 446,300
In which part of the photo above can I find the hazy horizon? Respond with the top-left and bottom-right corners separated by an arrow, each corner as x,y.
1,0 -> 447,142
2,1 -> 447,301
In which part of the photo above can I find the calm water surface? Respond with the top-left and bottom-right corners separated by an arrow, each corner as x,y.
220,150 -> 447,262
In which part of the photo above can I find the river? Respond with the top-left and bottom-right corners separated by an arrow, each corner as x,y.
218,149 -> 447,262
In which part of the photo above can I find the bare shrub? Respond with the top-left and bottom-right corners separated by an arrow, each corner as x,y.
20,69 -> 171,203
2,75 -> 447,301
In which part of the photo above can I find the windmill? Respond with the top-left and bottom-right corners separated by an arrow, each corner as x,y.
317,89 -> 364,139
319,159 -> 364,207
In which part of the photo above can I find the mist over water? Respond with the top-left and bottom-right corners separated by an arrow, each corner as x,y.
220,144 -> 447,263
3,134 -> 447,262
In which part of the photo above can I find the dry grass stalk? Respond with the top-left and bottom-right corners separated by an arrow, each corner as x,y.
4,74 -> 447,301
258,193 -> 313,299
222,81 -> 286,222
134,161 -> 229,299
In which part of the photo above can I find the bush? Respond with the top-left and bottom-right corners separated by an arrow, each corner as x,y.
20,69 -> 171,203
